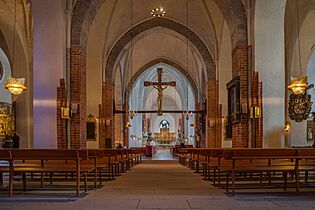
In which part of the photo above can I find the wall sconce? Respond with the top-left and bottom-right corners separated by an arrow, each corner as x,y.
250,106 -> 260,119
284,122 -> 291,132
61,107 -> 71,119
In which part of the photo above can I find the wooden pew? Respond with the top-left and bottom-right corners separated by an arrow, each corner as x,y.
222,149 -> 297,194
10,149 -> 95,196
0,150 -> 13,196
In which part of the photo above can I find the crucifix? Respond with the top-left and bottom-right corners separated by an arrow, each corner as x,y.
144,68 -> 176,116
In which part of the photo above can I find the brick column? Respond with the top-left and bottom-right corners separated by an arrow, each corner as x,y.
57,79 -> 67,149
99,104 -> 105,148
70,45 -> 86,149
102,81 -> 115,148
115,104 -> 123,146
206,80 -> 220,148
251,71 -> 263,147
232,45 -> 249,148
195,102 -> 206,148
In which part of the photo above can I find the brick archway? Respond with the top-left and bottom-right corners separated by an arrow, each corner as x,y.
105,18 -> 215,81
71,0 -> 247,51
123,57 -> 200,147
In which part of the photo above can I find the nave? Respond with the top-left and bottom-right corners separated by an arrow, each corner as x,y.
2,157 -> 315,210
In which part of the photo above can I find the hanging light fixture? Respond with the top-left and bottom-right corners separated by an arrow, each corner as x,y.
5,77 -> 27,95
288,0 -> 313,122
288,76 -> 308,95
287,0 -> 308,95
150,8 -> 166,18
184,0 -> 190,122
5,0 -> 27,95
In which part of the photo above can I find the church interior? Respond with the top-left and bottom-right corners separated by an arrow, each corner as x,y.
1,0 -> 315,209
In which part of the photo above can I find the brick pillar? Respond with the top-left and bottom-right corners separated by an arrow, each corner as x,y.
102,81 -> 115,148
123,103 -> 129,147
232,45 -> 249,148
99,104 -> 105,148
115,104 -> 123,146
251,71 -> 263,147
206,80 -> 220,148
57,79 -> 67,149
70,45 -> 86,149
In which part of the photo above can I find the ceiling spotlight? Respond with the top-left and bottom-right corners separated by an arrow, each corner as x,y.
151,8 -> 166,18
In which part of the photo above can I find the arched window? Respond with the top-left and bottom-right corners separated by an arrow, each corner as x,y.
159,119 -> 170,129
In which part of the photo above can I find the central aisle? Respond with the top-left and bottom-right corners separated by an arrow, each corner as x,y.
103,160 -> 217,195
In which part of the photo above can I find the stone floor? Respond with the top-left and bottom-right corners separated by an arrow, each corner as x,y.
1,152 -> 315,209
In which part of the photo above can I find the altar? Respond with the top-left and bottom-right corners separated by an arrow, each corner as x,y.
153,128 -> 176,145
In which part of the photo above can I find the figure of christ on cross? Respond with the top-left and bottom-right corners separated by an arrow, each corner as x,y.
144,68 -> 176,116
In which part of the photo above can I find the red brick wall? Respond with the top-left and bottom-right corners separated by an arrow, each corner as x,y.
57,79 -> 67,149
102,81 -> 115,148
70,45 -> 86,149
206,80 -> 220,148
232,45 -> 249,148
251,71 -> 263,147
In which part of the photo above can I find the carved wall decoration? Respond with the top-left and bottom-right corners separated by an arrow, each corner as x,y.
288,85 -> 313,122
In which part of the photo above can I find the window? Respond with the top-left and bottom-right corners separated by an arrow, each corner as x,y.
159,119 -> 170,129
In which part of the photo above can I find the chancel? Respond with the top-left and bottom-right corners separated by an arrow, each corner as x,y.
1,0 -> 315,209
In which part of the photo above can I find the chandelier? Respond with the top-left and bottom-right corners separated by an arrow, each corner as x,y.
287,0 -> 308,94
5,0 -> 27,95
5,77 -> 27,95
150,8 -> 165,18
288,76 -> 308,95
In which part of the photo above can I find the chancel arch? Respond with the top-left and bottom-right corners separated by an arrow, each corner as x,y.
127,62 -> 196,147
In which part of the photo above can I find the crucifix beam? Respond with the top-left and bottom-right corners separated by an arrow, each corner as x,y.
114,110 -> 206,114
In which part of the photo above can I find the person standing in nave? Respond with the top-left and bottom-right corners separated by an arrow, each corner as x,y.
12,132 -> 20,149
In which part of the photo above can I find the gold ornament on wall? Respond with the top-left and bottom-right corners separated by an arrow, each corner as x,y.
288,84 -> 313,122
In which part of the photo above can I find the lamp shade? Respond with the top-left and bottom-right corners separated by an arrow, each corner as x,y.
5,77 -> 27,95
288,76 -> 308,94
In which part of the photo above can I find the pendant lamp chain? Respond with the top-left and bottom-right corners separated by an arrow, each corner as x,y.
5,0 -> 27,95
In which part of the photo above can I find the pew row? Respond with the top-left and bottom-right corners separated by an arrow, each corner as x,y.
178,148 -> 315,194
0,148 -> 144,196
